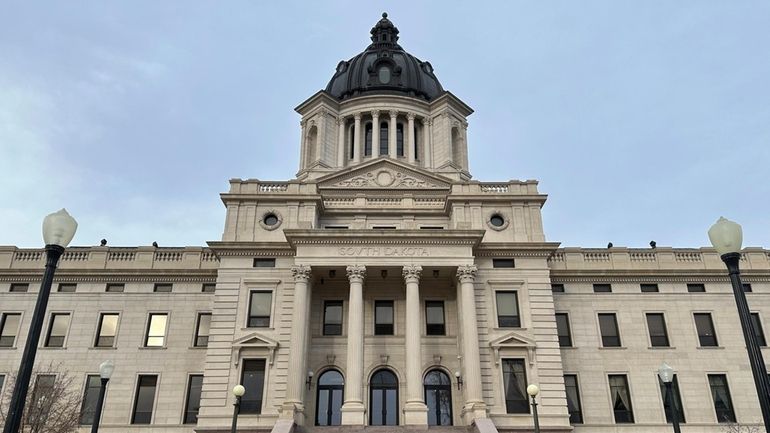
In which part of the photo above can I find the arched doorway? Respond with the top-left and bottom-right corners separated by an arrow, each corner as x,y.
424,369 -> 453,425
369,369 -> 398,425
315,370 -> 344,426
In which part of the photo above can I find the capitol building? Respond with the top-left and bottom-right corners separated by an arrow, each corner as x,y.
1,13 -> 769,433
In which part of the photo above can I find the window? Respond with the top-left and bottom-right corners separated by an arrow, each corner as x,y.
10,283 -> 28,293
153,283 -> 172,293
646,313 -> 670,347
425,301 -> 445,336
349,124 -> 355,159
202,283 -> 216,293
556,313 -> 572,347
708,374 -> 736,423
263,213 -> 279,226
183,375 -> 203,424
420,226 -> 444,230
323,301 -> 343,336
131,375 -> 158,424
0,313 -> 21,347
58,283 -> 76,293
743,283 -> 753,292
640,283 -> 659,293
364,123 -> 372,156
374,301 -> 394,335
396,123 -> 404,156
45,313 -> 70,348
564,374 -> 583,424
0,374 -> 4,393
316,370 -> 344,426
551,284 -> 565,293
687,283 -> 706,293
106,283 -> 124,293
489,214 -> 505,227
414,125 -> 419,160
694,313 -> 718,347
598,313 -> 621,347
144,314 -> 168,347
659,375 -> 685,424
379,122 -> 389,155
79,375 -> 102,425
496,292 -> 520,328
593,284 -> 612,293
253,258 -> 276,268
502,359 -> 528,414
372,226 -> 396,229
492,259 -> 515,268
95,313 -> 119,347
751,313 -> 766,346
248,291 -> 272,327
241,360 -> 266,414
609,375 -> 634,423
32,375 -> 56,413
325,225 -> 349,229
194,313 -> 211,347
424,370 -> 452,426
370,369 -> 399,425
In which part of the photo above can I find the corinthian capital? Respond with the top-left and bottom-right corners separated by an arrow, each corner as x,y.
291,265 -> 312,282
370,110 -> 380,119
456,265 -> 478,283
346,265 -> 367,283
406,112 -> 416,121
402,265 -> 423,283
389,110 -> 399,118
336,116 -> 345,126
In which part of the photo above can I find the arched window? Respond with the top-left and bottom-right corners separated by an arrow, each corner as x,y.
370,369 -> 398,426
364,123 -> 373,156
413,125 -> 419,160
349,124 -> 355,160
396,123 -> 404,157
451,127 -> 462,163
305,126 -> 317,167
379,122 -> 389,155
316,370 -> 344,426
424,370 -> 452,426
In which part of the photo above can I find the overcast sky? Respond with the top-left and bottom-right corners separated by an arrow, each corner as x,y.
1,1 -> 768,249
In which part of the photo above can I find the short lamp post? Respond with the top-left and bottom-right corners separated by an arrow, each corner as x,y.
527,384 -> 541,433
3,209 -> 77,433
231,384 -> 246,433
657,362 -> 681,433
91,360 -> 115,433
709,217 -> 770,432
455,371 -> 463,390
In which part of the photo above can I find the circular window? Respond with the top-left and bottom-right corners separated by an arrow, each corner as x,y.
264,214 -> 279,226
490,215 -> 505,227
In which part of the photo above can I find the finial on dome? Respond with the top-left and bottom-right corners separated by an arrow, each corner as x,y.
382,12 -> 388,18
370,12 -> 399,48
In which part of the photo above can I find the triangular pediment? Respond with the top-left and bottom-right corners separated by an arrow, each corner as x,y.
233,332 -> 278,349
317,159 -> 452,190
490,331 -> 536,349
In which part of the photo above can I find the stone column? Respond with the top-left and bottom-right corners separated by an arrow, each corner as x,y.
388,110 -> 398,158
371,110 -> 380,158
353,114 -> 362,164
423,118 -> 432,168
407,112 -> 416,164
341,265 -> 366,424
337,116 -> 346,167
457,265 -> 488,422
403,265 -> 428,424
281,265 -> 312,423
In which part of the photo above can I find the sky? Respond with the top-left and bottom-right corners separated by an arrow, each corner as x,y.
1,1 -> 768,249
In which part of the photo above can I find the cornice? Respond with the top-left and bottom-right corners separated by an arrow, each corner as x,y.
0,269 -> 216,283
206,241 -> 295,257
550,270 -> 770,283
283,229 -> 485,247
476,242 -> 561,258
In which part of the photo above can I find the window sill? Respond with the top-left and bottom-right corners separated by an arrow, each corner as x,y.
89,347 -> 117,350
0,346 -> 18,350
493,327 -> 528,331
241,327 -> 274,331
697,346 -> 724,350
598,346 -> 627,350
39,346 -> 67,350
648,346 -> 676,350
559,346 -> 578,350
189,346 -> 208,350
139,346 -> 168,350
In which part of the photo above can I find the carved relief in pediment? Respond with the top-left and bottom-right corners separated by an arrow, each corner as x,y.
324,164 -> 450,190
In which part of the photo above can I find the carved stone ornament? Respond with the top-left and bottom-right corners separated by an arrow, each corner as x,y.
371,110 -> 380,118
336,116 -> 345,126
291,265 -> 312,282
402,265 -> 423,282
334,168 -> 440,189
346,265 -> 367,282
456,265 -> 478,283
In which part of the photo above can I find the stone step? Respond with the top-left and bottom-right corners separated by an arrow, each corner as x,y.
298,426 -> 472,433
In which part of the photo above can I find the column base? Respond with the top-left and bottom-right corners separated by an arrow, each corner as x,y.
461,400 -> 488,424
403,400 -> 429,425
279,401 -> 305,425
340,401 -> 366,425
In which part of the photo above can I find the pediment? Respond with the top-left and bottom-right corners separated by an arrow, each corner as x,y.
317,159 -> 452,190
232,332 -> 279,365
490,331 -> 537,366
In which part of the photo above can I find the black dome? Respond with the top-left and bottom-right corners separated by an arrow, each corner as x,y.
325,13 -> 444,101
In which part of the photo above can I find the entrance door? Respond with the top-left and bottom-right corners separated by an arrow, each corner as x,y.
424,370 -> 453,425
315,370 -> 344,426
369,369 -> 398,425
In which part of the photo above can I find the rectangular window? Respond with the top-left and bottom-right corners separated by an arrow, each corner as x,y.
144,314 -> 168,347
492,259 -> 515,268
694,313 -> 718,347
564,374 -> 583,424
372,226 -> 397,229
640,283 -> 659,293
323,301 -> 343,336
45,313 -> 70,348
253,258 -> 276,268
609,375 -> 634,423
0,313 -> 21,347
58,283 -> 77,293
0,375 -> 4,393
131,375 -> 158,424
425,301 -> 446,336
32,375 -> 56,411
598,313 -> 621,347
551,284 -> 565,293
646,313 -> 670,347
183,375 -> 203,424
593,284 -> 612,293
708,374 -> 736,423
194,313 -> 211,347
374,300 -> 394,335
79,375 -> 102,425
496,292 -> 521,328
10,283 -> 28,293
502,359 -> 528,414
153,283 -> 172,293
201,283 -> 216,293
659,375 -> 686,424
241,360 -> 266,414
95,313 -> 119,347
248,291 -> 272,327
751,313 -> 766,346
106,283 -> 124,293
743,283 -> 753,292
687,283 -> 706,293
419,226 -> 444,230
556,313 -> 572,347
324,225 -> 349,229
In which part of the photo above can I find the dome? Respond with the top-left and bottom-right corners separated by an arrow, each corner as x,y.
325,13 -> 444,101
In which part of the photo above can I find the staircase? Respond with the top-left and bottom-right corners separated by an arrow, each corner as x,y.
298,427 -> 473,433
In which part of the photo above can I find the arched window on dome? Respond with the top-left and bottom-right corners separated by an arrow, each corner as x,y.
396,123 -> 404,157
364,122 -> 373,156
379,122 -> 389,155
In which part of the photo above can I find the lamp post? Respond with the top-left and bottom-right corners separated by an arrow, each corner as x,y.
527,384 -> 541,433
3,209 -> 77,433
709,217 -> 770,431
90,360 -> 115,433
231,384 -> 245,433
657,362 -> 681,433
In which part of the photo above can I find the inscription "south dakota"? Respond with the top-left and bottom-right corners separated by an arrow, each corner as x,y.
338,247 -> 430,257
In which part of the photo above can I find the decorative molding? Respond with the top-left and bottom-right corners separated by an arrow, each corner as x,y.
456,265 -> 478,283
489,332 -> 537,366
389,110 -> 398,118
486,211 -> 510,231
258,210 -> 283,231
346,265 -> 366,282
370,110 -> 380,118
402,265 -> 422,283
232,332 -> 279,366
550,275 -> 770,283
291,265 -> 312,282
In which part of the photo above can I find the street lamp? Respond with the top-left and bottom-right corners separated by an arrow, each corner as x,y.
527,384 -> 541,433
231,384 -> 246,433
657,362 -> 681,433
708,217 -> 770,432
3,209 -> 78,433
91,360 -> 115,433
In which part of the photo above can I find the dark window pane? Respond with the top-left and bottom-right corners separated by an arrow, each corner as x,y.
370,370 -> 398,425
556,313 -> 572,347
105,284 -> 124,293
709,374 -> 736,423
249,292 -> 272,327
640,284 -> 659,292
241,360 -> 266,414
426,301 -> 445,336
0,313 -> 22,347
396,123 -> 404,156
195,313 -> 211,347
144,314 -> 167,347
551,284 -> 565,293
609,375 -> 634,423
564,375 -> 583,424
502,359 -> 528,413
694,313 -> 718,347
153,284 -> 172,293
593,284 -> 612,293
743,283 -> 753,292
364,123 -> 372,156
324,301 -> 343,336
96,314 -> 119,347
751,313 -> 766,346
659,375 -> 686,424
10,283 -> 28,293
687,283 -> 706,293
80,375 -> 102,425
132,375 -> 158,424
184,375 -> 203,424
374,301 -> 394,335
253,258 -> 276,268
58,283 -> 76,293
379,122 -> 388,155
45,313 -> 70,347
646,313 -> 670,347
32,375 -> 56,414
202,283 -> 216,293
599,313 -> 621,347
496,292 -> 520,328
492,259 -> 515,268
